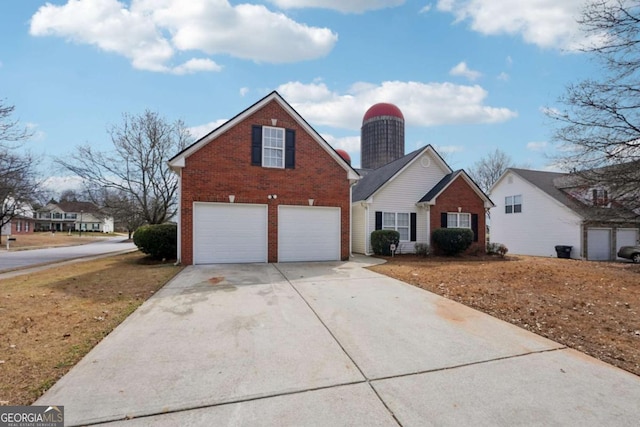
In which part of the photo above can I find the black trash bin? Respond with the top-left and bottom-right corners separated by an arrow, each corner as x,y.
554,245 -> 572,259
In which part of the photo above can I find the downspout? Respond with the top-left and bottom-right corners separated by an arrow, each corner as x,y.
364,203 -> 370,255
175,169 -> 182,265
349,184 -> 353,258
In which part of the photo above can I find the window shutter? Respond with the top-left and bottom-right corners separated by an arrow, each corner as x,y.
471,214 -> 479,242
251,125 -> 262,166
440,212 -> 447,228
410,213 -> 417,242
285,129 -> 295,169
375,211 -> 382,230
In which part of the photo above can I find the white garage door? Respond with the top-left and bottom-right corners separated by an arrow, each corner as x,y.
587,228 -> 611,261
617,228 -> 639,260
278,206 -> 341,262
193,203 -> 267,264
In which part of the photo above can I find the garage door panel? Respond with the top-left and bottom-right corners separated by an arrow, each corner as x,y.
587,228 -> 611,261
617,229 -> 639,260
193,203 -> 267,264
279,206 -> 340,262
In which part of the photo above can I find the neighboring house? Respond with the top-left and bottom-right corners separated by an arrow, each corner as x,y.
352,145 -> 494,255
0,200 -> 36,236
489,168 -> 640,261
35,201 -> 114,233
168,91 -> 359,265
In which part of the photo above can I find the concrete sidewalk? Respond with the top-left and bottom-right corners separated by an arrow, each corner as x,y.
37,256 -> 640,426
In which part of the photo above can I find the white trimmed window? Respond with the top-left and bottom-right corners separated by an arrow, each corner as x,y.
262,126 -> 285,168
505,195 -> 522,214
383,212 -> 410,241
447,213 -> 471,229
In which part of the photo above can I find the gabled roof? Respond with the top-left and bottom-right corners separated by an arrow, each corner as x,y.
494,168 -> 639,222
352,145 -> 450,202
43,201 -> 101,214
419,170 -> 495,208
168,91 -> 360,181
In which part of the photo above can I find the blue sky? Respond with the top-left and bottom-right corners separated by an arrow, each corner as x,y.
1,0 -> 601,193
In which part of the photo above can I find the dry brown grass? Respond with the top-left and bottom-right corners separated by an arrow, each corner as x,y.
0,232 -> 110,251
0,251 -> 182,405
371,254 -> 640,376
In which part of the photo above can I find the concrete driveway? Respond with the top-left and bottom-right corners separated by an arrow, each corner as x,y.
37,257 -> 640,426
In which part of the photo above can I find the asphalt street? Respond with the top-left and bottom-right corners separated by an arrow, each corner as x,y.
0,237 -> 136,273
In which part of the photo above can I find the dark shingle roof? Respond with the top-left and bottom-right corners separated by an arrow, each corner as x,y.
509,168 -> 638,222
418,170 -> 462,203
352,148 -> 424,202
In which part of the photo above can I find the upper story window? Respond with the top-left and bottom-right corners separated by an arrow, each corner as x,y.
505,195 -> 522,214
252,125 -> 295,169
262,126 -> 285,168
592,188 -> 609,207
447,212 -> 471,228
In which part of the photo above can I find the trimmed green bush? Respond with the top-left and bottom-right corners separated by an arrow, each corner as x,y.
432,228 -> 473,256
371,230 -> 400,256
133,223 -> 177,260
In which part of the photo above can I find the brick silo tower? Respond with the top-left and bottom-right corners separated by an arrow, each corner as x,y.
361,103 -> 405,170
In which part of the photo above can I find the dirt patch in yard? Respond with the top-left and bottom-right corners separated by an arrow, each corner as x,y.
369,255 -> 640,376
0,251 -> 182,405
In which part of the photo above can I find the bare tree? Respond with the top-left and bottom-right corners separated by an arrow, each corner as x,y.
0,100 -> 39,243
1,100 -> 32,147
57,110 -> 191,226
468,148 -> 516,192
547,0 -> 640,211
88,187 -> 146,239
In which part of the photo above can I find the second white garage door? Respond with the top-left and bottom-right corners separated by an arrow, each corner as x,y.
278,206 -> 341,262
193,203 -> 267,264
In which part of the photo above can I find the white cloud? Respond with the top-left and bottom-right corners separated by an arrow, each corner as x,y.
434,145 -> 464,154
506,55 -> 513,66
420,4 -> 433,14
269,0 -> 404,13
322,134 -> 360,152
239,87 -> 250,97
29,0 -> 337,73
497,72 -> 509,81
436,0 -> 586,50
449,61 -> 482,81
188,119 -> 229,140
527,141 -> 548,151
42,175 -> 85,193
171,58 -> 222,75
277,80 -> 517,130
25,123 -> 46,142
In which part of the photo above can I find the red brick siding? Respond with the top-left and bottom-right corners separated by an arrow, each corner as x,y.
180,100 -> 351,264
430,176 -> 487,253
4,219 -> 36,235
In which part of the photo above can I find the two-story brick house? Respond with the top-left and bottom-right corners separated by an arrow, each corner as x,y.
169,91 -> 360,264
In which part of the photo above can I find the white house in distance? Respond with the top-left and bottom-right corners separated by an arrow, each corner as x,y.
35,201 -> 114,233
489,168 -> 640,261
